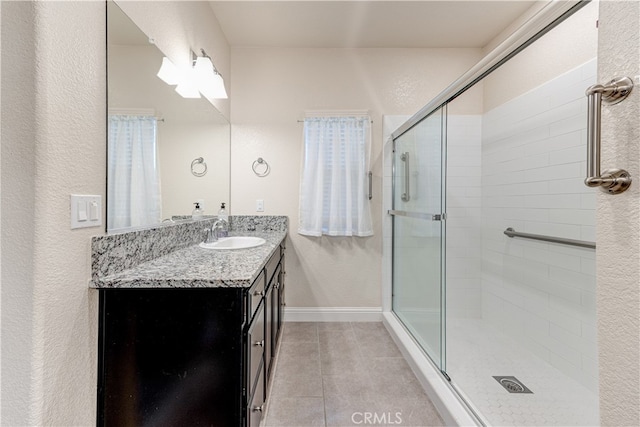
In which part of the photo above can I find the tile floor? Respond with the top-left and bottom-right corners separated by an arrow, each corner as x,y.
262,322 -> 445,427
446,319 -> 599,426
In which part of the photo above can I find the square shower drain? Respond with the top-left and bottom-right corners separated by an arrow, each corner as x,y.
493,376 -> 533,394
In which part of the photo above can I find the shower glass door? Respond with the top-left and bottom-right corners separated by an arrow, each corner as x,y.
392,107 -> 446,369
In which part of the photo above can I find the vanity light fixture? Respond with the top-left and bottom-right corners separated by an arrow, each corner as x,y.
157,56 -> 201,98
156,57 -> 180,85
193,49 -> 228,99
156,50 -> 227,100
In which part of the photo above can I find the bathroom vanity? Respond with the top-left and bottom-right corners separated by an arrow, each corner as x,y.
91,216 -> 287,427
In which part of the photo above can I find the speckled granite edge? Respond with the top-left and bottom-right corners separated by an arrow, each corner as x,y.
91,218 -> 217,279
91,215 -> 289,281
230,215 -> 288,232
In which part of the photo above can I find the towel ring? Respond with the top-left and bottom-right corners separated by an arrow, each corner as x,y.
252,157 -> 270,177
191,157 -> 207,177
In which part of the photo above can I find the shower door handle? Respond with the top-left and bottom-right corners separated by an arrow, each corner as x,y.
400,152 -> 410,202
584,76 -> 633,194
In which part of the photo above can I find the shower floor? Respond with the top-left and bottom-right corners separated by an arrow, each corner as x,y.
401,314 -> 599,426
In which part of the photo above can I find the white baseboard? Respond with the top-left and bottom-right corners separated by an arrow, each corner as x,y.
284,307 -> 383,322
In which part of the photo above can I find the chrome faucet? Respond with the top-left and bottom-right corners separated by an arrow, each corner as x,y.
203,219 -> 228,243
213,218 -> 229,239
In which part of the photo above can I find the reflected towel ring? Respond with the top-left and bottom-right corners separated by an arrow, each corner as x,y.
191,157 -> 207,177
252,157 -> 270,177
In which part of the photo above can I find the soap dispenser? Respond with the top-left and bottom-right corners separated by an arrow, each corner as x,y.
217,203 -> 228,237
192,202 -> 204,220
218,203 -> 228,221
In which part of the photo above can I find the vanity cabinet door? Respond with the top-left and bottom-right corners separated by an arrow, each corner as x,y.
264,279 -> 274,382
98,288 -> 244,427
246,359 -> 265,427
267,261 -> 284,379
276,258 -> 285,342
245,300 -> 265,398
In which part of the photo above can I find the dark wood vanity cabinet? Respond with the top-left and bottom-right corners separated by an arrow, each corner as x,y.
97,243 -> 286,427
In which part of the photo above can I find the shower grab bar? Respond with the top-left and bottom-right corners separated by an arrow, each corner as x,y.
368,171 -> 373,200
388,210 -> 443,221
400,152 -> 410,202
584,76 -> 633,194
504,227 -> 595,249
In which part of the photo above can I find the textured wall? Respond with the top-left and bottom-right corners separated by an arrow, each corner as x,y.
1,2 -> 105,424
1,2 -> 38,423
596,1 -> 640,424
230,47 -> 482,309
26,2 -> 105,424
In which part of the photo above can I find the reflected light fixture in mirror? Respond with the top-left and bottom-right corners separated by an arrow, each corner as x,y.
194,51 -> 228,99
157,57 -> 180,85
156,51 -> 228,100
157,56 -> 202,98
175,79 -> 201,99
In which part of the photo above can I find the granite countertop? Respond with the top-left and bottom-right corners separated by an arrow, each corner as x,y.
91,230 -> 287,289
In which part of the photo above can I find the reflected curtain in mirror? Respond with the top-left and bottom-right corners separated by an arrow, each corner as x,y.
108,115 -> 162,230
299,115 -> 373,237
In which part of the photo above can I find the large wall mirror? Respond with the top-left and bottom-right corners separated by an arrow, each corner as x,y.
107,1 -> 230,232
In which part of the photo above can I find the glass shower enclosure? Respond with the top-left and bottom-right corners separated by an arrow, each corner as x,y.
389,1 -> 600,425
391,107 -> 446,369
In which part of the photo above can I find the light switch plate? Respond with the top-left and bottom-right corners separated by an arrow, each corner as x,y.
71,195 -> 102,229
256,199 -> 264,212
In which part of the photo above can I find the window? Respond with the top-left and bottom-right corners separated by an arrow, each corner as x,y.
299,115 -> 373,237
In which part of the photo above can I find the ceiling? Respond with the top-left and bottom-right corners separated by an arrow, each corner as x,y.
208,1 -> 541,49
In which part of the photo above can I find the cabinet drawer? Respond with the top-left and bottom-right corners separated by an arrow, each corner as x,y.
246,359 -> 265,427
246,300 -> 265,396
247,270 -> 265,321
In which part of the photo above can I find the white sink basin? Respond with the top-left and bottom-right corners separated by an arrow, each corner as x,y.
199,236 -> 266,250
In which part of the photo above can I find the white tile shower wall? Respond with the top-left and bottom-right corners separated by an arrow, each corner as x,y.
446,115 -> 483,319
383,114 -> 483,319
480,59 -> 598,391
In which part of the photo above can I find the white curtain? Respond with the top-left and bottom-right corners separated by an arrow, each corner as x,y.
108,115 -> 161,230
299,116 -> 373,237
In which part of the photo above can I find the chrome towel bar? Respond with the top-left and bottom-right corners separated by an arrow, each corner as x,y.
504,227 -> 595,249
584,76 -> 633,194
